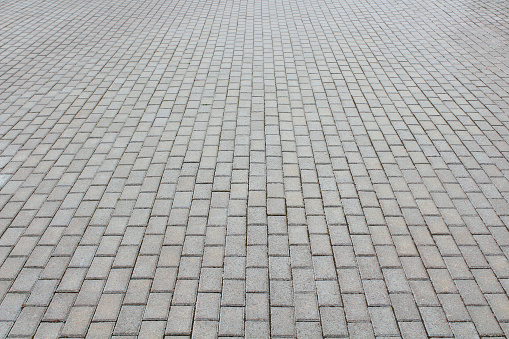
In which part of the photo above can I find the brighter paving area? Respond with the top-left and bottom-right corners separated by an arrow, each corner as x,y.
0,0 -> 509,337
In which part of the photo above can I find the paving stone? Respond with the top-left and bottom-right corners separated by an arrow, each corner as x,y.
438,294 -> 471,322
195,292 -> 221,321
222,280 -> 245,307
294,293 -> 320,322
398,321 -> 428,339
270,280 -> 294,307
245,320 -> 270,338
485,294 -> 509,322
104,268 -> 132,293
342,294 -> 370,322
26,279 -> 59,306
166,305 -> 195,335
390,293 -> 421,322
296,321 -> 322,338
75,279 -> 105,306
9,306 -> 45,337
472,269 -> 505,293
218,307 -> 244,336
449,321 -> 480,339
420,306 -> 454,337
270,307 -> 295,337
124,279 -> 152,305
29,320 -> 65,338
337,268 -> 364,294
198,267 -> 223,293
138,321 -> 166,338
1,0 -> 509,336
369,306 -> 399,336
347,322 -> 375,339
192,321 -> 218,339
93,294 -> 123,321
172,279 -> 198,305
114,305 -> 145,336
315,280 -> 341,306
320,307 -> 347,337
43,293 -> 75,322
246,268 -> 268,293
312,256 -> 337,280
455,279 -> 488,305
363,280 -> 390,306
382,268 -> 411,293
443,257 -> 474,280
61,306 -> 95,337
467,305 -> 504,336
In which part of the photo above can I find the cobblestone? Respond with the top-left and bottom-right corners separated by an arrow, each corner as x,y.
0,0 -> 509,336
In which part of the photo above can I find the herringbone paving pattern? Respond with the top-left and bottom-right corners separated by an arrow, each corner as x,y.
0,0 -> 509,337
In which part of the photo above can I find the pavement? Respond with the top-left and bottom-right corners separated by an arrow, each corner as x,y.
0,0 -> 508,337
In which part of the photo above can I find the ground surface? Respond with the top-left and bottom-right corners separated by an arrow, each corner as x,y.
0,0 -> 509,337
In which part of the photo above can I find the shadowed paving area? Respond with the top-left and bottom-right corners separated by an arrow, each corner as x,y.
0,0 -> 509,337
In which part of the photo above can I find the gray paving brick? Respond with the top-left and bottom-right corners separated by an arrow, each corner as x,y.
93,294 -> 123,321
438,293 -> 471,322
9,306 -> 45,337
26,279 -> 59,306
312,256 -> 337,280
221,280 -> 245,307
10,267 -> 41,292
192,321 -> 218,339
444,256 -> 474,280
347,322 -> 375,339
61,306 -> 95,337
246,268 -> 268,293
198,267 -> 223,293
114,305 -> 145,336
43,293 -> 75,322
472,269 -> 505,293
486,294 -> 509,322
337,268 -> 364,294
296,321 -> 322,338
449,322 -> 481,339
138,321 -> 166,338
369,306 -> 399,336
104,268 -> 132,293
245,320 -> 270,338
1,0 -> 509,337
467,305 -> 504,336
0,257 -> 25,280
319,307 -> 347,337
420,306 -> 454,337
271,307 -> 295,337
315,280 -> 341,306
195,292 -> 221,321
246,293 -> 269,321
343,294 -> 370,322
363,280 -> 390,306
75,279 -> 105,306
294,293 -> 320,322
172,279 -> 198,305
390,293 -> 421,322
150,267 -> 177,292
455,279 -> 488,305
270,280 -> 294,307
398,321 -> 428,339
165,305 -> 195,335
218,306 -> 244,337
124,279 -> 151,305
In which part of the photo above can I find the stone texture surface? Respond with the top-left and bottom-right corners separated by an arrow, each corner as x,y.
0,0 -> 508,337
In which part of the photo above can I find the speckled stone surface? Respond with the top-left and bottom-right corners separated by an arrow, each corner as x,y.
0,0 -> 508,337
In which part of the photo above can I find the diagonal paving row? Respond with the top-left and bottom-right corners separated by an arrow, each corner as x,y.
0,0 -> 509,337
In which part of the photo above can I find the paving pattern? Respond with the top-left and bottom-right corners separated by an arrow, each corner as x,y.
0,0 -> 509,337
